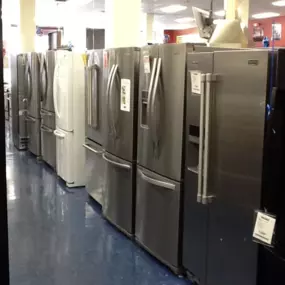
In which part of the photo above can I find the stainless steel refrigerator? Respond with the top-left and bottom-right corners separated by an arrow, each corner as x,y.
24,52 -> 41,157
39,51 -> 56,169
102,47 -> 140,236
10,54 -> 28,150
135,43 -> 197,274
183,49 -> 285,285
83,50 -> 105,205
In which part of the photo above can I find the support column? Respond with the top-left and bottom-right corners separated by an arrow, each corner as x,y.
146,13 -> 154,43
105,0 -> 141,48
20,0 -> 36,52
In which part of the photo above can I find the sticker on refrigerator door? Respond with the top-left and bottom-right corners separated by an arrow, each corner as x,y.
120,79 -> 131,112
253,211 -> 276,246
143,55 -> 151,74
103,51 -> 108,68
190,71 -> 202,95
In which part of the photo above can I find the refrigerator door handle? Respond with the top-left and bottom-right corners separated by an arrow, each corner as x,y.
138,169 -> 176,191
25,115 -> 36,123
102,153 -> 131,170
41,126 -> 53,133
53,63 -> 61,119
53,129 -> 65,139
147,58 -> 158,126
40,109 -> 53,117
83,143 -> 103,155
109,64 -> 119,137
40,55 -> 48,103
197,74 -> 206,203
25,62 -> 32,103
107,64 -> 116,133
202,73 -> 216,205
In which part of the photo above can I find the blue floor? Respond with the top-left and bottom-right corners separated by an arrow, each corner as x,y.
6,125 -> 190,285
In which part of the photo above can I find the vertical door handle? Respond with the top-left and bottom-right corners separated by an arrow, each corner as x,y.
40,56 -> 48,103
107,64 -> 115,133
109,64 -> 119,137
53,63 -> 61,118
147,58 -> 157,127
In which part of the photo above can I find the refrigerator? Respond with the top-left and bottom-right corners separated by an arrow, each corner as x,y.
102,47 -> 140,236
53,50 -> 86,188
183,49 -> 285,285
135,43 -> 197,274
39,51 -> 56,169
83,50 -> 105,205
10,54 -> 28,150
24,52 -> 41,157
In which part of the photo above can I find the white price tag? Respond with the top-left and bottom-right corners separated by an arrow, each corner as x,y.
253,212 -> 276,245
191,71 -> 202,95
19,110 -> 25,116
120,79 -> 131,112
143,56 -> 150,74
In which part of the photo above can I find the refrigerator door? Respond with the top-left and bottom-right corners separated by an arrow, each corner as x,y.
206,50 -> 269,285
83,139 -> 105,205
26,116 -> 41,156
102,151 -> 134,236
53,51 -> 74,132
41,125 -> 56,169
183,51 -> 214,284
137,44 -> 187,181
104,47 -> 140,162
25,53 -> 40,119
86,50 -> 104,145
136,165 -> 181,272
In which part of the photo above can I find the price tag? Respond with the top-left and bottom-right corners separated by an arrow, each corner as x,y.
120,79 -> 131,112
191,71 -> 202,95
143,55 -> 150,74
253,212 -> 276,245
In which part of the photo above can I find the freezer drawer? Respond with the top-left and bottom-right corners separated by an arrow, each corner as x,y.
83,140 -> 105,205
102,151 -> 135,236
26,116 -> 41,156
41,125 -> 56,169
135,166 -> 182,273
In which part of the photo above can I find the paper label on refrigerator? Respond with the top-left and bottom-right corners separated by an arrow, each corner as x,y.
253,212 -> 276,245
120,79 -> 131,112
190,71 -> 202,95
143,55 -> 151,74
103,51 -> 108,68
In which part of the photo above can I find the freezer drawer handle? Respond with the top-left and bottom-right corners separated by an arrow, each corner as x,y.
53,130 -> 65,139
83,144 -> 103,155
138,169 -> 176,191
40,110 -> 54,117
41,126 -> 53,133
25,116 -> 36,122
102,153 -> 131,170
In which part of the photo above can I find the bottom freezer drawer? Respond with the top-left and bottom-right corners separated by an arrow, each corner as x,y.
102,152 -> 134,236
26,116 -> 41,156
84,140 -> 105,205
135,166 -> 181,270
41,125 -> 56,169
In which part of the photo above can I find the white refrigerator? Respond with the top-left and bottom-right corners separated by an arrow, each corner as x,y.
53,50 -> 86,187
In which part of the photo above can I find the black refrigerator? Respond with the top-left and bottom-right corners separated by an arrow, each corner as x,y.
183,49 -> 285,285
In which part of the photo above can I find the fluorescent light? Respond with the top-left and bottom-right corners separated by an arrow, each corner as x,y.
160,5 -> 187,13
272,1 -> 285,6
214,10 -> 226,17
252,12 -> 280,19
175,17 -> 194,23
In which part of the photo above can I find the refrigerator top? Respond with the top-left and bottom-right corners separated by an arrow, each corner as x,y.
104,47 -> 140,52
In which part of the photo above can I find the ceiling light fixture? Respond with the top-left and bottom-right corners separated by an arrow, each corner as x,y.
272,0 -> 285,6
252,12 -> 280,19
214,10 -> 226,17
175,17 -> 194,23
160,5 -> 187,13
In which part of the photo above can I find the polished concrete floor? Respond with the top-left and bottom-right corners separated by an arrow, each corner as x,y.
6,126 -> 190,285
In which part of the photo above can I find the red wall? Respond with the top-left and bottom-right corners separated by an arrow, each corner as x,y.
165,16 -> 285,47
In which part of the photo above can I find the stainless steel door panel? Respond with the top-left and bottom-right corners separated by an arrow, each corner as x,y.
26,116 -> 41,156
206,50 -> 269,285
138,44 -> 188,181
41,51 -> 56,113
86,50 -> 104,145
41,109 -> 55,130
41,125 -> 56,169
135,165 -> 181,270
104,47 -> 140,162
25,53 -> 41,119
102,151 -> 134,235
83,139 -> 105,205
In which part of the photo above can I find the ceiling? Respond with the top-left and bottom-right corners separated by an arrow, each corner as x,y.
3,0 -> 285,29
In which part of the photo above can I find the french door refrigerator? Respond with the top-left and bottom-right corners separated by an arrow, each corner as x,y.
83,50 -> 105,205
183,49 -> 285,285
102,47 -> 140,237
24,52 -> 41,156
135,43 -> 197,274
10,54 -> 28,150
53,50 -> 86,188
39,51 -> 56,169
